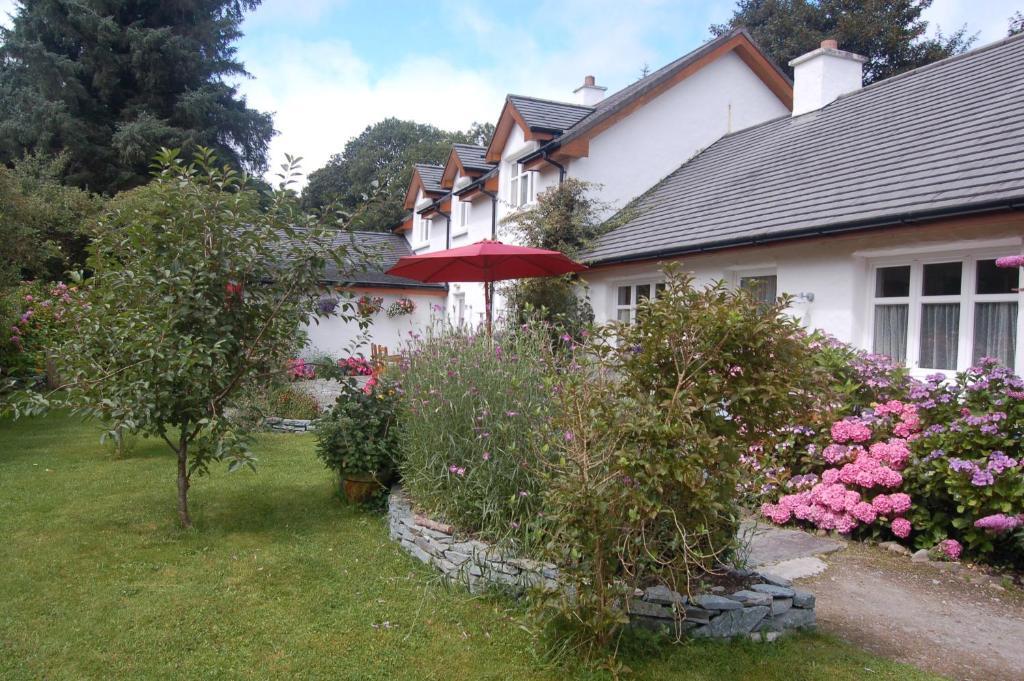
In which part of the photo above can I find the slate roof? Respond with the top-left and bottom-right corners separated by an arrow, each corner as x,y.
507,95 -> 594,132
452,143 -> 494,172
414,163 -> 445,193
323,230 -> 445,289
585,32 -> 1024,265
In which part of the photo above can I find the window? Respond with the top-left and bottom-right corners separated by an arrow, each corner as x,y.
614,281 -> 665,324
456,200 -> 471,232
415,214 -> 432,245
869,257 -> 1020,371
509,162 -> 535,207
453,293 -> 466,327
739,274 -> 778,307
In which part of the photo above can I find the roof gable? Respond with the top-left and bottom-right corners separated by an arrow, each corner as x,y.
441,143 -> 494,188
547,28 -> 792,161
585,33 -> 1024,265
484,96 -> 594,162
402,164 -> 445,210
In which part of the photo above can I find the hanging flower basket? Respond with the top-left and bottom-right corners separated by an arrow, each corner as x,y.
357,294 -> 384,317
386,297 -> 416,318
316,294 -> 339,315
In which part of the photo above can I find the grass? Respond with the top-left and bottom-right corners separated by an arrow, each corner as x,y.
0,412 -> 945,680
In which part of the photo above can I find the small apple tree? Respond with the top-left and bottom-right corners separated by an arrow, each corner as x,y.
50,148 -> 368,527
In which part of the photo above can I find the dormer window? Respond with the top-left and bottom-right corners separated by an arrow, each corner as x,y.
509,162 -> 535,208
415,214 -> 432,246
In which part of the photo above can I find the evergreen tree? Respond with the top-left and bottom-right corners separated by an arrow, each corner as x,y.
302,118 -> 495,231
712,0 -> 976,84
0,0 -> 274,194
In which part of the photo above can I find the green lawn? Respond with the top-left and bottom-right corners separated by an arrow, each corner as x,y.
0,413 -> 943,680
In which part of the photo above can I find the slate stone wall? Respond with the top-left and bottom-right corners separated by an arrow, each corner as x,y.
264,417 -> 316,433
388,486 -> 816,640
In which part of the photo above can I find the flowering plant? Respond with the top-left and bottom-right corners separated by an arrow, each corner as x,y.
386,297 -> 415,317
902,358 -> 1024,560
337,356 -> 374,376
356,295 -> 383,317
761,399 -> 918,539
316,377 -> 403,479
286,358 -> 316,380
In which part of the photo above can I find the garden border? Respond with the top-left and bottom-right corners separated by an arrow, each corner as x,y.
388,485 -> 817,640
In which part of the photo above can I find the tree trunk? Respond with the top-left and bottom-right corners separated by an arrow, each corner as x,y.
176,439 -> 192,528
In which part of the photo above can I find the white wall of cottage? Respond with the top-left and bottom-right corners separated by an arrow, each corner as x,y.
568,51 -> 790,217
581,215 -> 1024,376
303,289 -> 445,358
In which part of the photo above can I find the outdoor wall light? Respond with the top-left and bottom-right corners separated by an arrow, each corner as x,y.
795,292 -> 815,303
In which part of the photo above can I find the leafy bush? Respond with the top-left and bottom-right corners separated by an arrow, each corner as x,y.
399,324 -> 559,549
757,345 -> 1024,567
316,378 -> 402,477
903,360 -> 1024,563
530,269 -> 831,658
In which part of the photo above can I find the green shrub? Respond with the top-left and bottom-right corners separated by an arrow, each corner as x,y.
399,324 -> 559,549
316,378 -> 402,477
532,268 -> 831,660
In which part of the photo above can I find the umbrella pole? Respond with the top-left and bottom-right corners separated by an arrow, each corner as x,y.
484,281 -> 493,338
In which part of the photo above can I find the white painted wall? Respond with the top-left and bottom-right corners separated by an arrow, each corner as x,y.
568,51 -> 790,216
582,217 -> 1024,375
302,289 -> 445,357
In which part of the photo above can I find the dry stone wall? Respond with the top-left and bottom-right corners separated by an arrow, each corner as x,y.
388,486 -> 816,640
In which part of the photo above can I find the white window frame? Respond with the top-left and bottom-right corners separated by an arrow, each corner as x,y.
613,280 -> 665,325
864,249 -> 1022,375
414,213 -> 432,248
452,293 -> 466,327
453,199 -> 471,236
508,162 -> 535,208
731,268 -> 778,306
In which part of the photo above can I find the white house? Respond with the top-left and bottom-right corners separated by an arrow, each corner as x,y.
345,28 -> 1024,375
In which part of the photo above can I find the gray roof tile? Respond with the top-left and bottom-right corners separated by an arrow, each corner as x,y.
414,163 -> 445,193
452,143 -> 494,172
586,33 -> 1024,264
507,95 -> 593,132
324,230 -> 445,289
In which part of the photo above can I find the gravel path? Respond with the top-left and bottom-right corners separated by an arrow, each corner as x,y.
747,524 -> 1024,681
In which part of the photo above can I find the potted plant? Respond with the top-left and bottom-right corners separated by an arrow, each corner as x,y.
315,376 -> 402,502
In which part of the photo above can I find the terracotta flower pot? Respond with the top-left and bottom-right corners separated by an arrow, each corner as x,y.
341,472 -> 381,503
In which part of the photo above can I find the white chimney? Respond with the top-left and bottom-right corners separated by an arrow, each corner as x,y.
788,39 -> 867,116
573,75 -> 606,106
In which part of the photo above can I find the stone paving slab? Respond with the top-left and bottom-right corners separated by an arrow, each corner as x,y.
741,523 -> 844,567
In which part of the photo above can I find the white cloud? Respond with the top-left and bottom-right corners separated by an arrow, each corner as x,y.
922,0 -> 1019,44
0,0 -> 17,28
238,0 -> 727,182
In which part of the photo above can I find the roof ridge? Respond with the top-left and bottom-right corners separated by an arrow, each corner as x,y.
452,142 -> 487,149
837,29 -> 1024,102
506,93 -> 594,110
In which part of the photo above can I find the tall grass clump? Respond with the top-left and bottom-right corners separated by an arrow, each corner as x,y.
399,324 -> 560,549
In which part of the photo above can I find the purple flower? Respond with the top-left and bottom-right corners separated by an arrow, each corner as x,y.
970,469 -> 995,487
564,431 -> 574,442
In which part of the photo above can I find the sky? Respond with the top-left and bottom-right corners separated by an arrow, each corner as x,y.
0,0 -> 1021,181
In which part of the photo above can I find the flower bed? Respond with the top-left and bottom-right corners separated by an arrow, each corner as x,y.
388,486 -> 816,640
752,347 -> 1024,569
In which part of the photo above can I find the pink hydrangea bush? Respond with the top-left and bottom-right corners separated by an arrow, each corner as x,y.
761,400 -> 920,539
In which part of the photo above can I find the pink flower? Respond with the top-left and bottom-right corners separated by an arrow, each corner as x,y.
891,517 -> 912,538
889,492 -> 911,514
830,419 -> 872,443
938,539 -> 962,561
482,451 -> 491,461
563,431 -> 574,442
995,255 -> 1024,268
851,501 -> 878,524
871,494 -> 894,515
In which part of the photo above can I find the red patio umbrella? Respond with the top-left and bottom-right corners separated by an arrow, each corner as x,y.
385,239 -> 587,335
